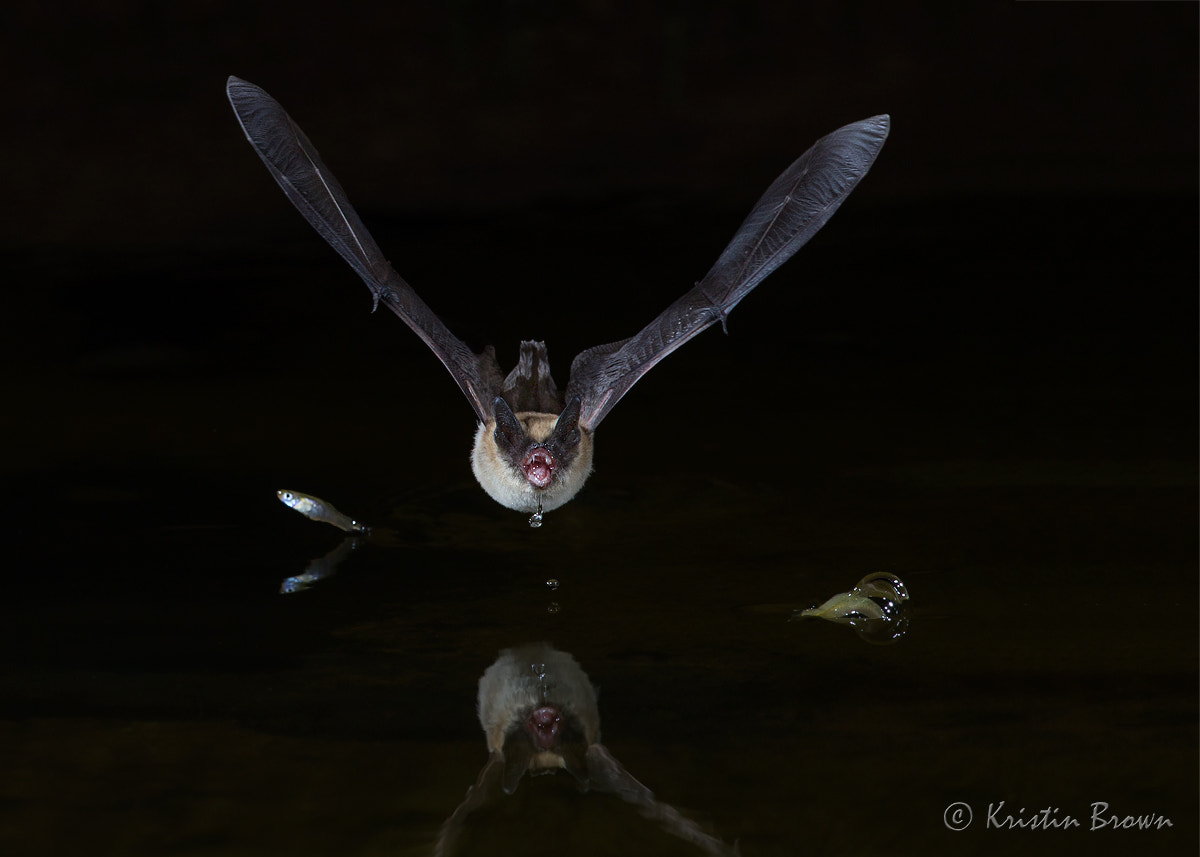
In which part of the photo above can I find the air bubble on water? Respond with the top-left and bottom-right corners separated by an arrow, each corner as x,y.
793,572 -> 911,645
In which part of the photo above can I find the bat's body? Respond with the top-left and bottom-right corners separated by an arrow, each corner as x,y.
227,77 -> 889,521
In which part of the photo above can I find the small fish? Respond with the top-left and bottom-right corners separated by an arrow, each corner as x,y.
276,489 -> 367,533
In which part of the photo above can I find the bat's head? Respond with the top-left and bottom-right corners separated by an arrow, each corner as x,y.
471,396 -> 593,515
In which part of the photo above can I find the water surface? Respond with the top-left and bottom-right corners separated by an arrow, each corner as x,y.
1,196 -> 1195,855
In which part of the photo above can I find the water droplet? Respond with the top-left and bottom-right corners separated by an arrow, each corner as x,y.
530,662 -> 550,702
546,578 -> 559,591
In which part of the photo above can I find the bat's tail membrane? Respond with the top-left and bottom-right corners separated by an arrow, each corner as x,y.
501,340 -> 562,414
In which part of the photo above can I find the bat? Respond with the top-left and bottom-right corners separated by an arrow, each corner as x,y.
227,76 -> 889,524
434,643 -> 736,856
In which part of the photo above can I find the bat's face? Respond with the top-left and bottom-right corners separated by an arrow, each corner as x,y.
470,396 -> 593,513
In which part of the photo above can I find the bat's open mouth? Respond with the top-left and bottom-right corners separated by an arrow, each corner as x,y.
527,705 -> 562,749
522,447 -> 556,489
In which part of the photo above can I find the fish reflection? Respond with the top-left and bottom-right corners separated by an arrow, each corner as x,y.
435,643 -> 736,856
279,535 -> 362,594
792,572 -> 910,644
277,489 -> 368,533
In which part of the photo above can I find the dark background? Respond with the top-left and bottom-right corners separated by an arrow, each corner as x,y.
1,2 -> 1196,856
4,2 -> 1196,358
6,2 -> 1195,243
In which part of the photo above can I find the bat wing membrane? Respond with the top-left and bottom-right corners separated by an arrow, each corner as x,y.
227,76 -> 495,421
566,114 -> 890,431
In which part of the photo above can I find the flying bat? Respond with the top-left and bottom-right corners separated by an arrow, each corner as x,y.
227,76 -> 889,524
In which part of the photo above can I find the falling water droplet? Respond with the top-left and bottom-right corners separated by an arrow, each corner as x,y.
531,662 -> 550,702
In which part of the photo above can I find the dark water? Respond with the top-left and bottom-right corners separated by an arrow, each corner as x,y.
1,196 -> 1195,856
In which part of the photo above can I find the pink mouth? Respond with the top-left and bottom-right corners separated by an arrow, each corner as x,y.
527,705 -> 562,749
522,447 -> 556,489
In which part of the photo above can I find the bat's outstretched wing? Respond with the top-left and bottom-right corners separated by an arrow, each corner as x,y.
226,76 -> 497,422
566,114 -> 890,432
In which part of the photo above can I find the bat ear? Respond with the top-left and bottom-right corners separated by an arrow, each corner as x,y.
498,736 -> 535,795
560,741 -> 589,789
492,396 -> 524,451
552,396 -> 582,444
558,395 -> 581,425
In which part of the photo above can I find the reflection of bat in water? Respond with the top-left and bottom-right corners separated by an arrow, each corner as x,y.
228,77 -> 889,523
476,643 -> 608,796
434,643 -> 736,856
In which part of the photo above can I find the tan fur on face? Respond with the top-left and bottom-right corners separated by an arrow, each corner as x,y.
470,412 -> 594,513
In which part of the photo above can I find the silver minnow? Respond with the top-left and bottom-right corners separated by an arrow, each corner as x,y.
276,489 -> 367,533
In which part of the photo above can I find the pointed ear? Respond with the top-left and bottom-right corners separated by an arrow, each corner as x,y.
493,396 -> 524,452
552,396 -> 582,443
560,741 -> 589,788
499,736 -> 535,795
